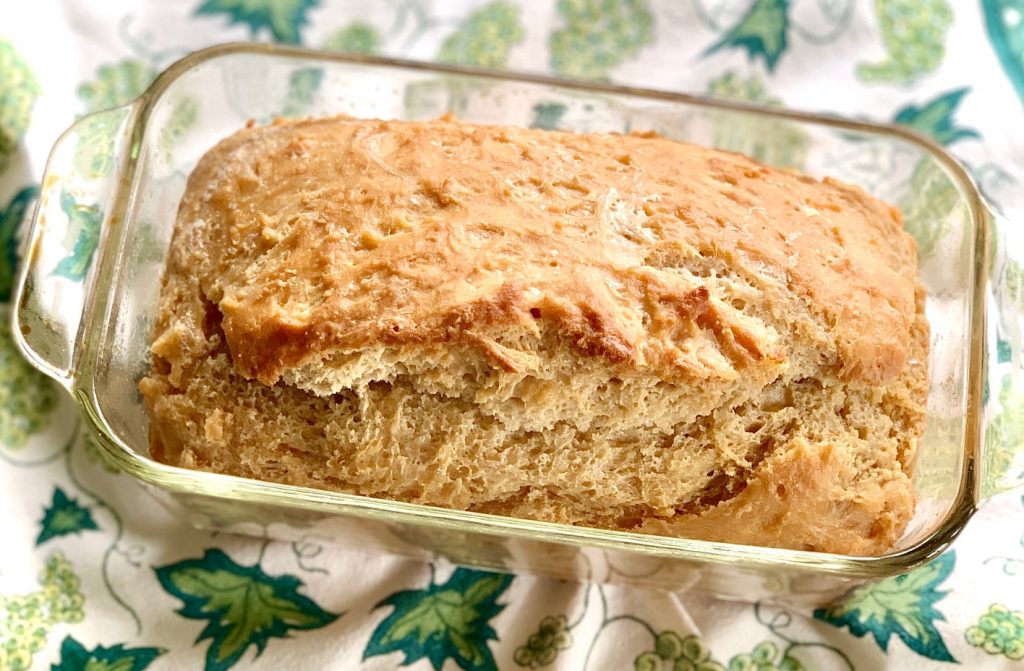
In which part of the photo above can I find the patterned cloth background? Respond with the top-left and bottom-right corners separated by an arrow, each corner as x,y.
2,1 -> 1024,669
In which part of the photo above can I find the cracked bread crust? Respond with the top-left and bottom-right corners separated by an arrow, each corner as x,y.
140,116 -> 928,556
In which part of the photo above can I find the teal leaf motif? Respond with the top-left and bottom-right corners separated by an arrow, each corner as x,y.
530,103 -> 568,130
364,568 -> 513,671
0,185 -> 37,301
37,487 -> 99,545
282,68 -> 324,118
705,0 -> 790,72
51,635 -> 165,671
814,551 -> 957,662
194,0 -> 320,44
53,189 -> 101,281
438,2 -> 525,69
549,0 -> 654,80
893,88 -> 980,146
984,0 -> 1024,107
155,548 -> 340,671
998,337 -> 1013,364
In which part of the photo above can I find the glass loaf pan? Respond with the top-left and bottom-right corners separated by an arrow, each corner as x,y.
14,44 -> 1024,606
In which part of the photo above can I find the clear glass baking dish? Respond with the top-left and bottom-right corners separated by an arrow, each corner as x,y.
13,43 -> 1024,606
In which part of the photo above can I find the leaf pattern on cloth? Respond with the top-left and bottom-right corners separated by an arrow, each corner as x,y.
893,88 -> 979,145
0,185 -> 35,302
704,0 -> 790,72
0,303 -> 58,449
984,0 -> 1024,106
282,67 -> 324,118
634,631 -> 724,671
50,635 -> 165,671
549,0 -> 654,79
529,102 -> 568,130
965,604 -> 1024,660
52,189 -> 101,281
0,39 -> 40,175
323,22 -> 380,54
858,0 -> 953,84
154,548 -> 340,671
438,2 -> 524,68
36,487 -> 99,546
193,0 -> 320,43
364,568 -> 513,671
0,552 -> 84,671
814,552 -> 957,661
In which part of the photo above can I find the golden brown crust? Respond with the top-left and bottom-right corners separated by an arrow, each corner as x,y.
169,116 -> 914,389
142,116 -> 928,556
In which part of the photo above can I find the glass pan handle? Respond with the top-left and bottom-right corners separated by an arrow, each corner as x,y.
12,104 -> 137,388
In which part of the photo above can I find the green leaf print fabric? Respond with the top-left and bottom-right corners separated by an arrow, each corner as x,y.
364,568 -> 512,671
983,0 -> 1024,107
814,552 -> 957,661
2,2 -> 1024,670
193,0 -> 320,44
704,0 -> 791,72
36,488 -> 99,546
155,549 -> 339,670
50,636 -> 164,671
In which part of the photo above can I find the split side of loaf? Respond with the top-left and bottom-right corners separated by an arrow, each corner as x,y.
140,116 -> 929,556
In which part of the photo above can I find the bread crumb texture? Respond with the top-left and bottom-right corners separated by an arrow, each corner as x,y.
140,116 -> 928,556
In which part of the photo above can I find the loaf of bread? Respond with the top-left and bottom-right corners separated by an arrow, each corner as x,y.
140,116 -> 928,556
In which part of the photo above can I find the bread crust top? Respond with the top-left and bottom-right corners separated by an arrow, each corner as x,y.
162,116 -> 917,395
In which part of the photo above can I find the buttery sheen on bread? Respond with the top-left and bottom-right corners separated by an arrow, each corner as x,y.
140,116 -> 928,556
